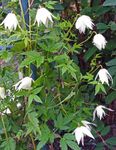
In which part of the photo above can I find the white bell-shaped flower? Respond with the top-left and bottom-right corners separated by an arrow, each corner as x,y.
14,77 -> 33,91
3,108 -> 11,115
35,7 -> 54,27
74,125 -> 94,145
95,68 -> 113,86
75,15 -> 94,33
93,34 -> 107,50
0,87 -> 6,99
93,105 -> 113,121
1,12 -> 18,31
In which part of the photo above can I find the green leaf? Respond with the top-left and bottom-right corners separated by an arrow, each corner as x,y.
63,133 -> 75,141
101,126 -> 110,136
105,91 -> 116,104
64,91 -> 75,101
95,83 -> 101,95
84,47 -> 97,62
20,51 -> 44,68
106,137 -> 116,145
28,94 -> 34,107
0,138 -> 16,150
106,58 -> 116,66
33,95 -> 42,103
103,0 -> 116,6
95,83 -> 106,95
110,22 -> 116,31
28,94 -> 42,107
37,141 -> 47,150
60,138 -> 68,150
32,86 -> 43,94
66,140 -> 80,150
96,23 -> 108,31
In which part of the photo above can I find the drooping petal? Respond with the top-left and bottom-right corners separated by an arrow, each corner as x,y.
75,15 -> 94,33
35,7 -> 54,27
1,12 -> 18,31
95,68 -> 113,86
93,34 -> 107,50
14,77 -> 33,91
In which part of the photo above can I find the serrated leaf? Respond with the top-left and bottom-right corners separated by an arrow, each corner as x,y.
66,140 -> 80,150
64,133 -> 75,141
60,138 -> 68,150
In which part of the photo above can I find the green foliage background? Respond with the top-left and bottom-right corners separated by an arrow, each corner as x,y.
0,0 -> 115,150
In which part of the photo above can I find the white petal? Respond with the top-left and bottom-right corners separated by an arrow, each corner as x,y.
75,15 -> 94,33
35,8 -> 54,27
1,13 -> 18,31
95,68 -> 113,86
0,87 -> 6,99
93,34 -> 107,50
14,77 -> 33,91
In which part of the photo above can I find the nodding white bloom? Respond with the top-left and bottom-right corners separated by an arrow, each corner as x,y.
95,68 -> 113,86
3,108 -> 11,115
35,7 -> 54,27
1,12 -> 18,31
14,77 -> 33,91
75,15 -> 94,33
93,105 -> 114,121
74,125 -> 94,145
17,102 -> 22,108
0,87 -> 6,99
93,34 -> 107,50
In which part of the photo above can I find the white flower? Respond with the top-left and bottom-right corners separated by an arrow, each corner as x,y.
75,15 -> 94,33
3,108 -> 11,115
35,7 -> 54,27
1,12 -> 18,30
81,120 -> 96,130
17,102 -> 21,108
74,125 -> 94,145
93,34 -> 107,50
14,77 -> 33,91
0,87 -> 6,99
95,68 -> 113,86
93,105 -> 114,121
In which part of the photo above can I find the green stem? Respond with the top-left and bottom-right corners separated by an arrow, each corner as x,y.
79,31 -> 96,45
66,14 -> 80,38
18,0 -> 27,30
1,115 -> 8,141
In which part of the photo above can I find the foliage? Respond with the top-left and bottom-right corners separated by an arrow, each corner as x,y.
0,0 -> 115,149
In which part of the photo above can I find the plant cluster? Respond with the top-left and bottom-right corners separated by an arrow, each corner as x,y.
0,0 -> 115,150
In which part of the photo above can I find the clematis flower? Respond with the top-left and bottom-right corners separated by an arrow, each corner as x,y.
1,12 -> 18,31
14,77 -> 33,91
95,68 -> 113,86
93,105 -> 114,121
74,125 -> 94,145
17,102 -> 22,108
93,34 -> 107,50
3,108 -> 11,115
0,87 -> 6,99
75,15 -> 94,33
35,7 -> 54,27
